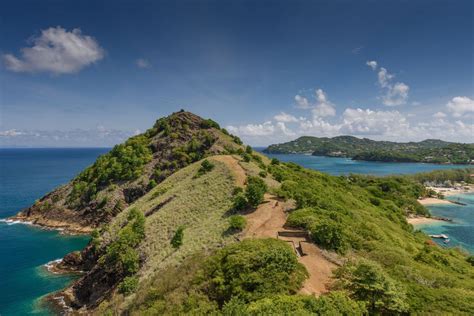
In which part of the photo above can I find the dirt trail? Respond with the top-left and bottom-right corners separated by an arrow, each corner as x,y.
244,194 -> 336,296
211,155 -> 246,187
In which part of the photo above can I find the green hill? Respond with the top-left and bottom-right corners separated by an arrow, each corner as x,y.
16,112 -> 473,315
264,136 -> 474,164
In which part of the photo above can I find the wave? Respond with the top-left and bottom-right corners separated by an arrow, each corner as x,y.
0,218 -> 33,226
44,258 -> 63,273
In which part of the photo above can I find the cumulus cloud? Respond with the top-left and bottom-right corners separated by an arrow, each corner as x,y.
313,89 -> 336,117
433,111 -> 447,119
274,112 -> 298,122
366,60 -> 378,70
446,96 -> 474,117
382,82 -> 410,106
294,94 -> 311,109
2,26 -> 104,74
135,58 -> 151,69
367,63 -> 409,106
341,108 -> 409,135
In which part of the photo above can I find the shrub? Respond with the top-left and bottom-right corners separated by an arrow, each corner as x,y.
245,145 -> 253,154
196,159 -> 215,177
119,276 -> 139,295
241,153 -> 251,162
232,193 -> 248,211
101,208 -> 145,275
228,215 -> 246,231
336,259 -> 408,314
258,171 -> 267,178
200,238 -> 308,304
171,226 -> 185,249
270,158 -> 280,165
245,176 -> 267,208
311,219 -> 348,254
200,118 -> 220,129
148,179 -> 157,189
466,256 -> 474,266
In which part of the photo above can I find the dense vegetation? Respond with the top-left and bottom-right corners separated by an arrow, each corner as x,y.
69,135 -> 152,204
128,239 -> 366,315
267,161 -> 474,314
264,135 -> 474,164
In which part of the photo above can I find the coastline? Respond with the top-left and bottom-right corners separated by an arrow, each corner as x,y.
5,215 -> 93,235
407,216 -> 446,226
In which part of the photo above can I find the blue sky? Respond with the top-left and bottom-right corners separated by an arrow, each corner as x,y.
1,0 -> 472,147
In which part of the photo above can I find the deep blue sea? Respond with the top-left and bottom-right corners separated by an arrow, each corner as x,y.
0,148 -> 472,314
0,148 -> 108,315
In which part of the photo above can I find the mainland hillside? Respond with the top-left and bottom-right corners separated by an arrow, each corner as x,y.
264,136 -> 474,164
13,111 -> 474,315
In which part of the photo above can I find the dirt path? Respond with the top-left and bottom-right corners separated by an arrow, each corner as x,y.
243,194 -> 336,295
211,155 -> 246,187
243,194 -> 287,238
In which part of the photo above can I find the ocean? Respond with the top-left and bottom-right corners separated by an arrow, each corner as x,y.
0,148 -> 108,315
0,148 -> 472,314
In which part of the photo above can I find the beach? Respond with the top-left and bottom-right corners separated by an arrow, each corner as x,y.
417,197 -> 453,205
406,216 -> 445,226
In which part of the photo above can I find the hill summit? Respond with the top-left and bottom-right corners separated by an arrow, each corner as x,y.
13,110 -> 244,233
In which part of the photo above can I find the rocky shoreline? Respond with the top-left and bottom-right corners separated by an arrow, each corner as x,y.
6,214 -> 93,235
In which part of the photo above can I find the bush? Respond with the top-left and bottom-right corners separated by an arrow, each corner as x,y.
258,171 -> 267,178
171,226 -> 185,249
311,219 -> 348,254
270,158 -> 280,165
196,159 -> 215,177
245,145 -> 253,154
241,153 -> 251,162
119,276 -> 139,295
245,176 -> 267,208
200,238 -> 308,304
232,193 -> 248,211
148,179 -> 157,189
336,259 -> 408,314
101,208 -> 145,275
228,215 -> 246,231
200,118 -> 220,129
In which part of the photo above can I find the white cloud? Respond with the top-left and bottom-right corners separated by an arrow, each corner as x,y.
135,58 -> 151,69
382,82 -> 410,106
369,64 -> 409,106
446,96 -> 474,117
2,26 -> 104,74
313,89 -> 336,117
274,112 -> 298,122
366,60 -> 377,70
433,111 -> 447,119
377,67 -> 394,88
294,94 -> 311,109
341,108 -> 409,136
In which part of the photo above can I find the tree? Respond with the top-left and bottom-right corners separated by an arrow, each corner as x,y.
245,176 -> 267,208
336,259 -> 409,314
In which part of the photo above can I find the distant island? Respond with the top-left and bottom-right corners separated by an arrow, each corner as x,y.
264,136 -> 474,164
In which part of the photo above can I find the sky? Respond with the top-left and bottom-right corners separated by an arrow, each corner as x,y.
0,0 -> 473,147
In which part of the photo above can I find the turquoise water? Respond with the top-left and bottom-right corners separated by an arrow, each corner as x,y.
259,150 -> 471,176
416,194 -> 474,253
0,148 -> 108,315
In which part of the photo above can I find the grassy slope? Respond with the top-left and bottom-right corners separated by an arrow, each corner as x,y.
95,157 -> 240,312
